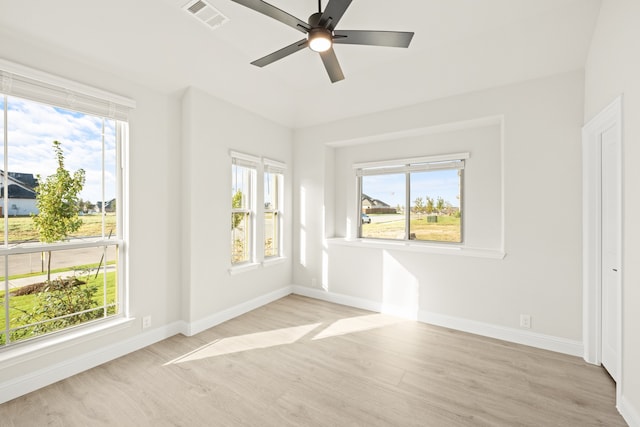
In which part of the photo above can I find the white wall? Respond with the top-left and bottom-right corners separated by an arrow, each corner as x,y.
181,88 -> 293,327
585,0 -> 640,423
294,71 -> 585,350
0,199 -> 38,216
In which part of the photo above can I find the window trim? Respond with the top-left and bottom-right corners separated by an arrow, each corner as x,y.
356,152 -> 468,244
231,152 -> 258,267
0,59 -> 132,349
263,158 -> 285,259
229,152 -> 286,274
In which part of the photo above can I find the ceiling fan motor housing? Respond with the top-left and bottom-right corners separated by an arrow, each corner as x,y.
308,12 -> 323,28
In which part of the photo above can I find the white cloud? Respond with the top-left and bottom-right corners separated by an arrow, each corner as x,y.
5,98 -> 118,202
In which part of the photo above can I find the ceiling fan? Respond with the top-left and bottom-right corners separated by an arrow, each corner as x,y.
230,0 -> 415,83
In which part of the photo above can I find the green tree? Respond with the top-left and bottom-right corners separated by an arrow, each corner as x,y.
11,277 -> 100,342
413,197 -> 424,214
426,196 -> 435,214
32,141 -> 86,281
231,190 -> 244,229
436,197 -> 445,213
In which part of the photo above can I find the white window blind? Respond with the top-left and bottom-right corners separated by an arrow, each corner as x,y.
355,153 -> 469,177
230,150 -> 260,168
0,59 -> 135,121
263,157 -> 286,175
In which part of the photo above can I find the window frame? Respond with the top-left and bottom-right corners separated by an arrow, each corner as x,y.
231,152 -> 258,266
263,158 -> 285,260
229,152 -> 286,273
0,59 -> 133,348
355,152 -> 468,244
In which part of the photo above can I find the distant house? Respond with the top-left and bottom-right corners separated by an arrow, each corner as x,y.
361,193 -> 396,214
95,198 -> 116,213
0,171 -> 38,216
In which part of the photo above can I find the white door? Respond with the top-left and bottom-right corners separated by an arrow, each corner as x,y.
600,126 -> 621,382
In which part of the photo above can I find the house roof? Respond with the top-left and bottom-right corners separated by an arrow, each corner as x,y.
0,171 -> 37,199
361,193 -> 390,208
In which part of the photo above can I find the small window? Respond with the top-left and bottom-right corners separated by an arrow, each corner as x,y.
231,155 -> 257,264
264,160 -> 284,258
357,154 -> 466,243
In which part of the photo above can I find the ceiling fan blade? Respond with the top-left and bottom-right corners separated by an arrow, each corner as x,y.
231,0 -> 310,33
333,30 -> 414,48
251,39 -> 309,67
319,0 -> 352,31
319,47 -> 345,83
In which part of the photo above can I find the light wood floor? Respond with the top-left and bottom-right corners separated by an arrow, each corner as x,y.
0,295 -> 627,426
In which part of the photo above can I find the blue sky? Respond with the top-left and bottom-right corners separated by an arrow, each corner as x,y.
2,97 -> 116,203
362,169 -> 461,209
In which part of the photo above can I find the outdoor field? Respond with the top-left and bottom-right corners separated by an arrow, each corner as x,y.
361,213 -> 461,242
0,213 -> 116,243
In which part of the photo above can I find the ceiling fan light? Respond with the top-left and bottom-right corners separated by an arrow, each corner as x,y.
308,30 -> 332,52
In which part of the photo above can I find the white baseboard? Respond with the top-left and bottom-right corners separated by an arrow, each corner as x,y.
183,286 -> 293,336
292,285 -> 583,357
293,285 -> 384,313
0,320 -> 183,404
620,394 -> 640,427
418,310 -> 583,357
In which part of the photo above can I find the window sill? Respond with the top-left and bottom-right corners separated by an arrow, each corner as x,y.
228,262 -> 261,275
229,257 -> 288,275
262,257 -> 287,267
0,316 -> 135,369
326,237 -> 505,259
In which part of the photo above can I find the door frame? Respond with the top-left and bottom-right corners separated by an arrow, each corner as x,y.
582,96 -> 622,388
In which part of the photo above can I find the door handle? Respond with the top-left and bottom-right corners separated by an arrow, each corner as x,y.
613,268 -> 618,272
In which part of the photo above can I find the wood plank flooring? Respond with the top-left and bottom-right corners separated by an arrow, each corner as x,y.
0,295 -> 627,426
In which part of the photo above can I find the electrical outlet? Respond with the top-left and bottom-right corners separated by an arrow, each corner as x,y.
142,315 -> 152,329
311,278 -> 317,287
520,314 -> 531,329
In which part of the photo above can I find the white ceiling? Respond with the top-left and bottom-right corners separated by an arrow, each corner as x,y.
0,0 -> 601,128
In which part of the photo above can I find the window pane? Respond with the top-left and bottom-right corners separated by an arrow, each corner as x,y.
264,172 -> 279,210
231,162 -> 254,264
264,211 -> 279,257
409,169 -> 462,242
232,164 -> 253,210
3,97 -> 115,243
360,173 -> 406,240
0,96 -> 4,245
3,246 -> 117,344
264,171 -> 282,258
231,212 -> 250,264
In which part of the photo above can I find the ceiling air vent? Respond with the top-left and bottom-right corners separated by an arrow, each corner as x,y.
182,0 -> 229,30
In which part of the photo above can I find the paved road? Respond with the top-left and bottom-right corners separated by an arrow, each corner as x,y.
4,246 -> 117,290
368,214 -> 404,224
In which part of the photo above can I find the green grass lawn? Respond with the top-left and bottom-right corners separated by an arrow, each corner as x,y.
362,214 -> 461,242
1,270 -> 117,344
0,214 -> 116,243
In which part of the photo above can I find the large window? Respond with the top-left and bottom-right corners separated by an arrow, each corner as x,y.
0,60 -> 133,347
230,152 -> 285,267
357,153 -> 467,243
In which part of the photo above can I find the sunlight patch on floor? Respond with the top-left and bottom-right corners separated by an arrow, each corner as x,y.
166,323 -> 322,364
312,314 -> 405,340
165,313 -> 409,364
